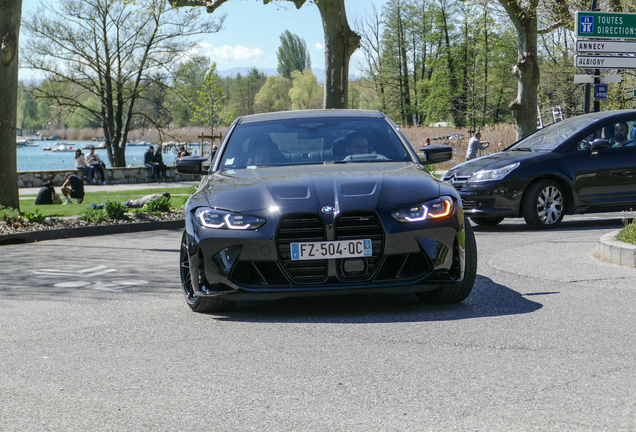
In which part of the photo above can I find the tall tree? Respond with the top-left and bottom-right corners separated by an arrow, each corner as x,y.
173,0 -> 360,109
254,75 -> 292,113
289,68 -> 323,110
229,68 -> 267,116
21,0 -> 224,166
191,64 -> 234,137
0,0 -> 21,209
277,30 -> 311,79
497,0 -> 569,139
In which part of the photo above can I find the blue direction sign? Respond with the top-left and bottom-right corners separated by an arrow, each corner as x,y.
595,83 -> 609,100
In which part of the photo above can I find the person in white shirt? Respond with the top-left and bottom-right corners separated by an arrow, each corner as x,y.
466,131 -> 490,160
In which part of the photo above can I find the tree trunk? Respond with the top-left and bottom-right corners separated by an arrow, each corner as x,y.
315,0 -> 361,109
510,19 -> 539,140
0,0 -> 22,209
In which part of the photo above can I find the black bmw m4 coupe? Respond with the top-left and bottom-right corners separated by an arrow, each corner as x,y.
176,110 -> 477,313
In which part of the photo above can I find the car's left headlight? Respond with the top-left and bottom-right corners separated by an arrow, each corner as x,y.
391,196 -> 454,223
195,208 -> 266,230
467,162 -> 520,183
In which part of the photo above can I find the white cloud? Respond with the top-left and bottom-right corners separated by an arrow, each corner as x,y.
194,42 -> 269,63
313,43 -> 324,50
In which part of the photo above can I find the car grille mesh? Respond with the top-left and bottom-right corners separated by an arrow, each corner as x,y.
335,211 -> 383,280
277,214 -> 328,283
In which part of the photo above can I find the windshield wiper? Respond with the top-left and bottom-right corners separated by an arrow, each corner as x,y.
511,147 -> 533,152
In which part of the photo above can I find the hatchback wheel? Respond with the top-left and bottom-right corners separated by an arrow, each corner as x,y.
180,232 -> 236,313
522,180 -> 565,229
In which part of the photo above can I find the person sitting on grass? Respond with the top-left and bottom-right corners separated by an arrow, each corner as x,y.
61,173 -> 85,205
86,192 -> 170,210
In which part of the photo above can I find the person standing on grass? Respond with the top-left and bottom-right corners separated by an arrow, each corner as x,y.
61,173 -> 85,204
466,131 -> 490,161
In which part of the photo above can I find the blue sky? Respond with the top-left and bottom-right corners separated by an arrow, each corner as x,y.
19,0 -> 387,80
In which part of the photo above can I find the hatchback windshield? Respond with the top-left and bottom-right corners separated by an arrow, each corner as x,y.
219,117 -> 412,169
509,116 -> 598,151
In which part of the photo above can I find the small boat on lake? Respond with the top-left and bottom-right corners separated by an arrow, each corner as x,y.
82,142 -> 107,149
46,143 -> 77,152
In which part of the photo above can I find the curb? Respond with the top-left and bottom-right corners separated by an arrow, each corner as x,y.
598,230 -> 636,268
0,219 -> 184,245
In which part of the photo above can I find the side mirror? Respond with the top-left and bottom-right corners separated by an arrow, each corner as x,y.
419,144 -> 453,164
590,138 -> 611,156
176,155 -> 209,175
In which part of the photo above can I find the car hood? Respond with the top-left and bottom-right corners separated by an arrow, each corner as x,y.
193,162 -> 445,214
447,150 -> 540,177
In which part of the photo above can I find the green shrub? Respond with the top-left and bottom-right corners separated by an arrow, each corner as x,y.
104,200 -> 129,220
80,208 -> 107,223
0,205 -> 22,224
22,209 -> 46,222
145,196 -> 171,213
617,215 -> 636,245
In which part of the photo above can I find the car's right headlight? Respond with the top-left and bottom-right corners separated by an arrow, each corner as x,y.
467,162 -> 520,183
194,208 -> 266,230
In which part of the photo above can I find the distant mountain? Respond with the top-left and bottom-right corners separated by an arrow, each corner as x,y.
217,67 -> 326,83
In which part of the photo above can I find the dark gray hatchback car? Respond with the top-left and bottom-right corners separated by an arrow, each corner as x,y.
176,110 -> 477,313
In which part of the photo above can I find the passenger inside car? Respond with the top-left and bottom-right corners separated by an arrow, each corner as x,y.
247,134 -> 286,166
345,132 -> 371,156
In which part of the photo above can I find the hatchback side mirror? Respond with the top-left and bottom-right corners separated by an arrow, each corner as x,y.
175,155 -> 209,175
590,138 -> 611,156
419,145 -> 453,164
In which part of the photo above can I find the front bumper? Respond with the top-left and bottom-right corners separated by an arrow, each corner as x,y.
457,181 -> 524,218
184,207 -> 469,301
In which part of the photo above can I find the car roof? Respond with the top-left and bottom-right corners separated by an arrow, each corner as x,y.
238,109 -> 385,124
575,109 -> 636,122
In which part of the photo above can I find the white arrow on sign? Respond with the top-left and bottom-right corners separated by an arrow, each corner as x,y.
575,55 -> 636,69
577,39 -> 636,53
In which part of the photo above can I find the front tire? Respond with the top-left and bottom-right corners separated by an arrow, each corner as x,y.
522,179 -> 565,229
416,218 -> 477,304
180,232 -> 236,313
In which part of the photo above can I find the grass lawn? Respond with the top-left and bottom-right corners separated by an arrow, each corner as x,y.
18,187 -> 194,217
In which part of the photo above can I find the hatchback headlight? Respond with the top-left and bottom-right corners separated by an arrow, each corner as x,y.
391,197 -> 454,223
467,162 -> 520,183
195,208 -> 266,230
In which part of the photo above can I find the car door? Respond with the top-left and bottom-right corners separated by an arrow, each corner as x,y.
571,120 -> 636,208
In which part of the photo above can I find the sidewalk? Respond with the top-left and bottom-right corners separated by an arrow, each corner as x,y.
19,180 -> 200,197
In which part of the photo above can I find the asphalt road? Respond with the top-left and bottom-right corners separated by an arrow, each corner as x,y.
1,214 -> 635,431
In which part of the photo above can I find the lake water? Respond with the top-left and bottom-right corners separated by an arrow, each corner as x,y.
15,140 -> 192,172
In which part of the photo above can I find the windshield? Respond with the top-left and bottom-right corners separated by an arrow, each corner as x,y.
509,116 -> 598,151
219,117 -> 412,169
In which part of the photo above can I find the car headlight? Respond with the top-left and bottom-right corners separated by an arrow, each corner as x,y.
467,162 -> 520,182
194,208 -> 266,230
391,196 -> 454,223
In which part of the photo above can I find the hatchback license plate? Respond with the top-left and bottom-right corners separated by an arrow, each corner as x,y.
291,239 -> 372,260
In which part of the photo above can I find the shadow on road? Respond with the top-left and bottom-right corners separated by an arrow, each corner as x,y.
472,217 -> 625,233
213,275 -> 542,324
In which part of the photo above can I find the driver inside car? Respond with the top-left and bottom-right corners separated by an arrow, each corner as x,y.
611,122 -> 635,147
345,132 -> 372,156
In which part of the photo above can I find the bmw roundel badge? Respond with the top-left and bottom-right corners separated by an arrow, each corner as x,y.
321,206 -> 335,214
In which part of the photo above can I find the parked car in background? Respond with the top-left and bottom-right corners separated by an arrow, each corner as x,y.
443,110 -> 636,229
176,109 -> 477,313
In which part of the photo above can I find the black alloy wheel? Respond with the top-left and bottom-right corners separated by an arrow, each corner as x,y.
416,217 -> 477,304
180,231 -> 236,313
522,179 -> 565,229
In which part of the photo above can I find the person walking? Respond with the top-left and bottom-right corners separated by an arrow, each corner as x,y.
466,131 -> 490,161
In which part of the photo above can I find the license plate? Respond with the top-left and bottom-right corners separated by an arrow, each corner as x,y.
290,239 -> 372,260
